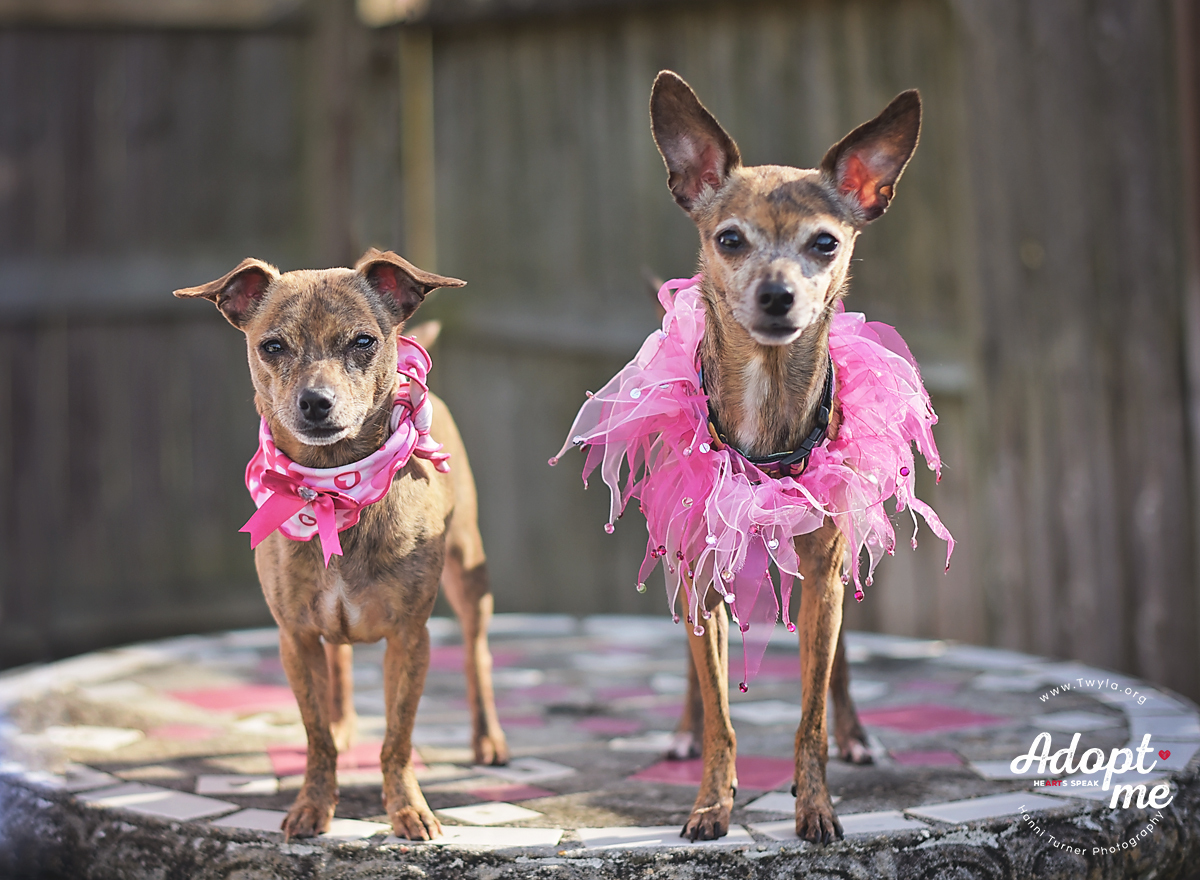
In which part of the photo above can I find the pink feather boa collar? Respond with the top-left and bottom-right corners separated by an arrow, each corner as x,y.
552,276 -> 954,688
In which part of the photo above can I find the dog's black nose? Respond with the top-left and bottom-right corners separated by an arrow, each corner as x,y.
758,281 -> 794,317
298,388 -> 335,422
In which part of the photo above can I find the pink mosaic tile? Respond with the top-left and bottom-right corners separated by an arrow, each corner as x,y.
889,750 -> 964,767
168,685 -> 297,714
428,646 -> 523,672
631,755 -> 793,791
859,704 -> 1006,734
497,714 -> 546,728
267,742 -> 423,776
898,680 -> 961,695
465,783 -> 557,802
147,724 -> 221,741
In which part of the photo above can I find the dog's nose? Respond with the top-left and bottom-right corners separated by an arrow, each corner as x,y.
757,281 -> 794,317
298,388 -> 335,422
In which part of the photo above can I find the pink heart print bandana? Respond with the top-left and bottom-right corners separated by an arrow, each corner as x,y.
552,276 -> 954,689
242,335 -> 450,566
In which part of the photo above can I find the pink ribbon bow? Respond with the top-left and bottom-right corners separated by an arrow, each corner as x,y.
241,470 -> 361,567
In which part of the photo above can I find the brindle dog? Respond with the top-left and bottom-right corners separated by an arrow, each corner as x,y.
175,250 -> 508,840
649,71 -> 921,843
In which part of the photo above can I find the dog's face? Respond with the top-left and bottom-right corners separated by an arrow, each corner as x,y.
175,249 -> 464,449
650,72 -> 920,345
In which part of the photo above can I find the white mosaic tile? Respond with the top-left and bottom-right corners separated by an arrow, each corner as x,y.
475,756 -> 576,784
906,792 -> 1062,824
752,810 -> 929,840
1094,688 -> 1193,716
729,701 -> 802,726
494,613 -> 577,637
1029,711 -> 1122,732
849,680 -> 888,702
843,633 -> 946,661
743,791 -> 841,813
210,808 -> 287,833
968,760 -> 1050,781
649,673 -> 687,694
78,783 -> 239,821
582,615 -> 682,643
608,731 -> 675,752
12,763 -> 119,792
1129,714 -> 1200,743
437,802 -> 543,826
577,824 -> 753,848
422,825 -> 564,847
571,653 -> 653,673
321,818 -> 391,840
196,775 -> 279,796
971,672 -> 1054,692
37,725 -> 145,752
491,668 -> 545,688
412,724 -> 472,746
936,645 -> 1041,671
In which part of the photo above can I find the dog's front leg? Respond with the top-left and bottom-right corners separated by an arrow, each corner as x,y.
381,619 -> 442,840
278,629 -> 339,839
793,522 -> 846,842
681,598 -> 736,840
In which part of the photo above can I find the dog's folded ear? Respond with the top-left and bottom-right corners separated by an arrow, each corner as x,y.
355,249 -> 466,324
174,258 -> 279,328
650,71 -> 742,213
820,90 -> 921,224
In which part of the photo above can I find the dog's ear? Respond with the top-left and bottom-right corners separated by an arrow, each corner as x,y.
650,71 -> 742,213
820,89 -> 921,223
355,249 -> 466,323
174,258 -> 279,328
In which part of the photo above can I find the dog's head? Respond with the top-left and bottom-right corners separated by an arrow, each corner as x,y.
650,71 -> 920,345
175,249 -> 464,451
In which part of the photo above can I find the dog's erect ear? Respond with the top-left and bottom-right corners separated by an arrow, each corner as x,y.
173,258 -> 279,328
355,249 -> 466,323
820,90 -> 921,223
650,71 -> 742,213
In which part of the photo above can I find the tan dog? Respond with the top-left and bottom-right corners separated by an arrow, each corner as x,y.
175,250 -> 508,840
649,72 -> 921,842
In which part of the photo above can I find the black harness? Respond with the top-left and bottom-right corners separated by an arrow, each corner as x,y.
704,356 -> 835,478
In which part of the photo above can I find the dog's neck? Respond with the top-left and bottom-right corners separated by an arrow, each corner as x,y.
699,277 -> 834,460
264,379 -> 398,470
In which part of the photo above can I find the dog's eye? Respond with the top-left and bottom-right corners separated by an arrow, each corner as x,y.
260,339 -> 285,355
352,334 -> 376,350
716,229 -> 744,251
812,233 -> 839,255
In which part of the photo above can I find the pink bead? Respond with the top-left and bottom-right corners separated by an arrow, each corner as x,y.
786,622 -> 796,633
547,457 -> 558,466
900,466 -> 909,477
604,523 -> 615,534
855,590 -> 864,602
738,682 -> 748,693
693,625 -> 705,637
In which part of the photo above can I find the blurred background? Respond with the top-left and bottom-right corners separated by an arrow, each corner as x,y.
1,0 -> 1198,704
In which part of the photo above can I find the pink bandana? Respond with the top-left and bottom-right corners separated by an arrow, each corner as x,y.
242,336 -> 450,566
551,276 -> 954,688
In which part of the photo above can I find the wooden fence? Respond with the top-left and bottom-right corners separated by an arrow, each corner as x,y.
0,0 -> 1196,703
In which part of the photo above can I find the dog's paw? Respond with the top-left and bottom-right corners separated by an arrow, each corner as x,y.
667,731 -> 701,760
474,731 -> 509,766
388,804 -> 443,841
795,795 -> 843,844
680,798 -> 732,841
835,732 -> 873,765
281,796 -> 336,839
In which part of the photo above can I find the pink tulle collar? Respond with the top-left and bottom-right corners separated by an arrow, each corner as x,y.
552,276 -> 954,688
242,335 -> 450,567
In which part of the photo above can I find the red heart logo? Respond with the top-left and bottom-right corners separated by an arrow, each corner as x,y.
1159,750 -> 1171,760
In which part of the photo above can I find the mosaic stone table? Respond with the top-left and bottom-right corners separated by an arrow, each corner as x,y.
1,615 -> 1198,879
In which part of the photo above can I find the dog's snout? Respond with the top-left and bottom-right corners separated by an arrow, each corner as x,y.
298,387 -> 335,422
757,281 -> 794,317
